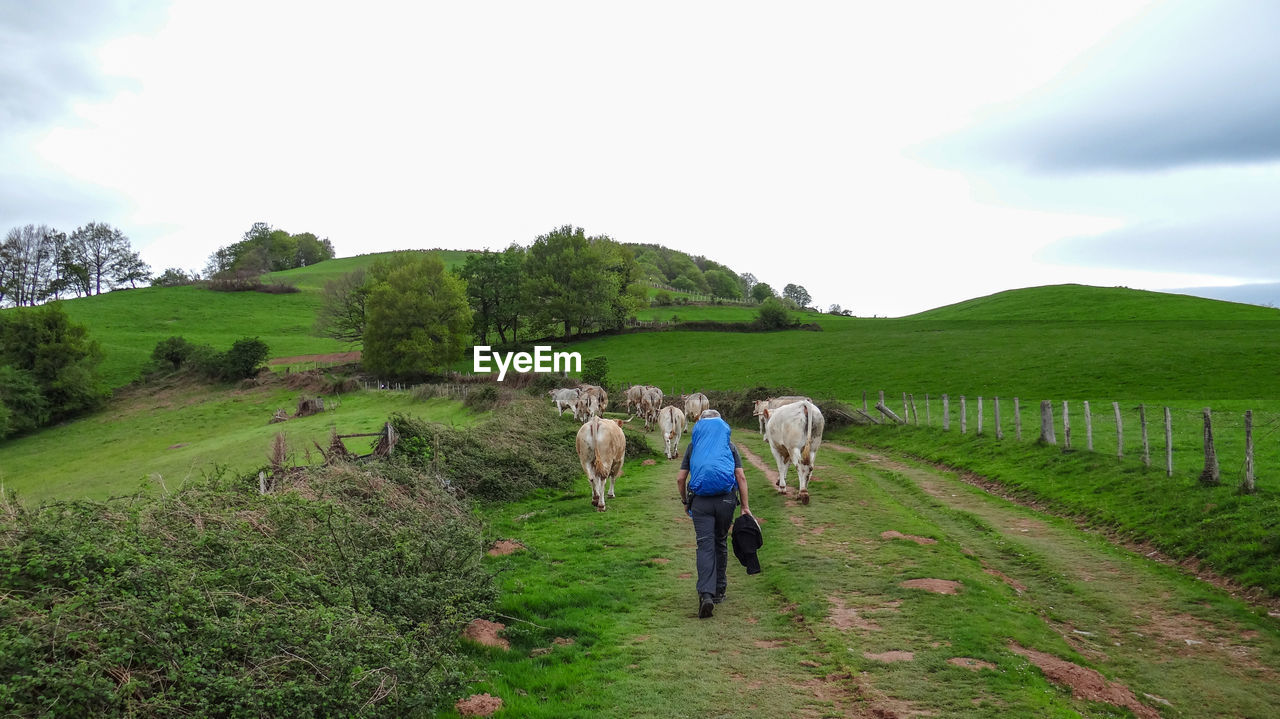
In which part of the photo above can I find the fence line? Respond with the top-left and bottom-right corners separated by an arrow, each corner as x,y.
867,389 -> 1266,495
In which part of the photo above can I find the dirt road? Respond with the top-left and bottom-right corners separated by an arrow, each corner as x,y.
459,428 -> 1280,718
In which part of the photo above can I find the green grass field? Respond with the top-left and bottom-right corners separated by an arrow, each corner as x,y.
0,379 -> 476,504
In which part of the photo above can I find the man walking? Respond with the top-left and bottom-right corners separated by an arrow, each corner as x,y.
677,409 -> 752,618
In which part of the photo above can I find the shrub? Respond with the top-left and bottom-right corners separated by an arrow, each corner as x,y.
222,337 -> 270,379
755,297 -> 793,330
623,427 -> 654,457
206,270 -> 299,294
581,356 -> 609,387
0,463 -> 495,717
390,398 -> 580,501
150,335 -> 192,370
464,384 -> 500,410
652,290 -> 673,306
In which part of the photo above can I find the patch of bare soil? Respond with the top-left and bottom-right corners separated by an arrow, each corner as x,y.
827,595 -> 882,632
948,657 -> 996,671
755,639 -> 788,649
455,693 -> 503,717
649,557 -> 670,564
269,351 -> 362,366
462,619 -> 509,650
486,540 -> 525,556
553,637 -> 575,646
642,459 -> 657,466
1137,610 -> 1275,676
678,572 -> 692,579
880,530 -> 936,546
1008,642 -> 1160,719
981,563 -> 1027,593
899,579 -> 962,595
864,650 -> 914,663
823,443 -> 857,453
737,443 -> 780,484
789,515 -> 805,527
167,442 -> 188,449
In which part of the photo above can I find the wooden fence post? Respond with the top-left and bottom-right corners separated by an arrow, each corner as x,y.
1200,408 -> 1220,485
1039,400 -> 1056,445
1113,402 -> 1124,458
908,394 -> 919,425
863,391 -> 868,412
994,397 -> 1003,440
1242,410 -> 1256,494
1164,407 -> 1173,478
1014,397 -> 1022,441
1083,401 -> 1094,451
960,396 -> 967,434
1140,405 -> 1151,468
977,396 -> 984,435
1062,401 -> 1071,449
902,393 -> 910,424
926,394 -> 932,427
942,394 -> 950,431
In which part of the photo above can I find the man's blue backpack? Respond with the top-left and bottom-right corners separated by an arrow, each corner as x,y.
687,418 -> 737,496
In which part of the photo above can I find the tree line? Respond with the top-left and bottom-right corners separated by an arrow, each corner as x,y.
0,223 -> 150,308
204,222 -> 335,277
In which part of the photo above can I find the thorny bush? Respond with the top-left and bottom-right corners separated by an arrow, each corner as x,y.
0,462 -> 495,718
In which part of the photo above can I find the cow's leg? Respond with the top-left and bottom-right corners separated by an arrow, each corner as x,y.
797,451 -> 811,505
758,415 -> 765,438
607,464 -> 618,499
769,444 -> 789,491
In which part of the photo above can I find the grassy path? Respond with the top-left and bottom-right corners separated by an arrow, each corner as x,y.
447,423 -> 1280,718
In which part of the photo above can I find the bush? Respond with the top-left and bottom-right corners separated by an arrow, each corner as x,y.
755,297 -> 793,330
581,356 -> 609,387
652,290 -> 673,306
390,399 -> 580,501
0,463 -> 495,717
223,337 -> 270,379
206,270 -> 299,294
623,427 -> 654,457
150,336 -> 192,370
463,384 -> 500,410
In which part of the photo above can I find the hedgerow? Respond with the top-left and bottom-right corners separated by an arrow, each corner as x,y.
0,462 -> 494,718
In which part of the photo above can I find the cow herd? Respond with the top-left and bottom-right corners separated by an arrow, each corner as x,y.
550,385 -> 826,510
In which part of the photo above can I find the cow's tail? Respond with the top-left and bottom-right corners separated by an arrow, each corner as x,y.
801,402 -> 813,462
592,418 -> 610,479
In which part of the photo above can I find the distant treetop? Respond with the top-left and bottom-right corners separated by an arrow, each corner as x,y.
204,222 -> 335,277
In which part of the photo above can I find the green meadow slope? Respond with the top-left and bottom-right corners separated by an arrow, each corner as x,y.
54,251 -> 471,387
566,285 -> 1280,401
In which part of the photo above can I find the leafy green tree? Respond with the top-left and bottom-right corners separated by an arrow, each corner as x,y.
0,365 -> 49,437
152,267 -> 196,287
363,253 -> 472,379
783,283 -> 812,308
314,267 -> 371,344
0,303 -> 107,428
111,248 -> 152,288
151,336 -> 193,370
457,245 -> 525,345
705,269 -> 743,299
524,225 -> 618,340
751,282 -> 776,303
581,356 -> 608,387
69,222 -> 129,295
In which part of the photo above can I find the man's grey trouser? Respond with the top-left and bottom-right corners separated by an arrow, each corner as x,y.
690,492 -> 737,597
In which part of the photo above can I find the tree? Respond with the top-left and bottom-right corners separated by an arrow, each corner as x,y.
111,249 -> 152,288
0,303 -> 107,428
206,222 -> 336,277
362,254 -> 472,379
704,269 -> 743,299
153,268 -> 197,287
314,267 -> 371,344
1,225 -> 61,306
222,337 -> 270,379
457,245 -> 525,345
750,282 -> 776,303
783,283 -> 811,308
739,272 -> 758,298
828,304 -> 843,315
70,222 -> 129,295
524,225 -> 618,341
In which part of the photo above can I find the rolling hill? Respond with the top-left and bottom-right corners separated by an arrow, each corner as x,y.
912,283 -> 1280,321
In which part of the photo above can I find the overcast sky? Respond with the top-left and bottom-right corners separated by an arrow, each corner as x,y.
3,0 -> 1278,317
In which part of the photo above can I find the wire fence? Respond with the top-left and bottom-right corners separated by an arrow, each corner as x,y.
858,389 -> 1276,495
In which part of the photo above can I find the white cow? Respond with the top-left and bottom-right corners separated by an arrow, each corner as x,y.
549,387 -> 581,416
624,385 -> 648,414
575,384 -> 609,422
657,405 -> 687,460
763,400 -> 825,505
683,392 -> 710,422
753,395 -> 811,438
575,416 -> 626,511
639,386 -> 664,430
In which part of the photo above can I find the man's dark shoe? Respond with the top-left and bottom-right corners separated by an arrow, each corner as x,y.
698,593 -> 715,618
712,593 -> 726,604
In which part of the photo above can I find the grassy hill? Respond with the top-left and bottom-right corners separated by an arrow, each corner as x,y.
913,283 -> 1280,321
566,285 -> 1280,401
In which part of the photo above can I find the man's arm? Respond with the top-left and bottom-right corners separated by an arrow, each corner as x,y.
735,467 -> 751,515
676,469 -> 689,503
